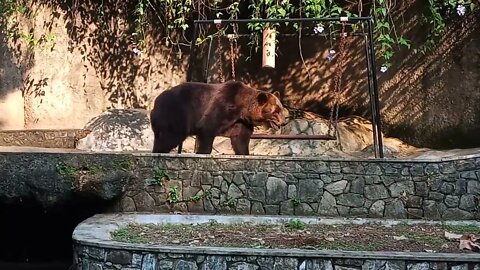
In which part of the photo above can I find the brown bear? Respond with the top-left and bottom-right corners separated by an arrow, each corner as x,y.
150,80 -> 287,155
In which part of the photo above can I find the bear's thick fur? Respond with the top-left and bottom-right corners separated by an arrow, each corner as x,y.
150,81 -> 287,155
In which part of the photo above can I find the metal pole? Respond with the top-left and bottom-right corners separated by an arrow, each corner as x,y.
204,37 -> 213,83
178,22 -> 199,154
365,20 -> 384,158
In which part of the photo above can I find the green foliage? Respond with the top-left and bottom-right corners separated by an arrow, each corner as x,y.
0,0 -> 476,69
189,193 -> 202,202
56,162 -> 77,177
167,185 -> 180,203
151,167 -> 170,186
114,158 -> 134,171
110,225 -> 147,243
291,197 -> 301,207
285,218 -> 306,230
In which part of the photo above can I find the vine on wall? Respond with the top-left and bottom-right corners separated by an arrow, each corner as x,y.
0,0 -> 476,71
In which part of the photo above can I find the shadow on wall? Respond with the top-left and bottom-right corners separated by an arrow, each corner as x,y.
17,0 -> 189,112
193,0 -> 480,149
191,22 -> 381,120
377,0 -> 480,149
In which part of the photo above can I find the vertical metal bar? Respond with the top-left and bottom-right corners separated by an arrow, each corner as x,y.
178,22 -> 199,154
364,25 -> 377,157
186,23 -> 199,82
366,19 -> 384,158
204,37 -> 214,83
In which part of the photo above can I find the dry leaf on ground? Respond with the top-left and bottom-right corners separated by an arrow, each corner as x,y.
458,234 -> 480,252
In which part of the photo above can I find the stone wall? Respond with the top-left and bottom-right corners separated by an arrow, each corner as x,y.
74,245 -> 480,270
0,149 -> 478,220
121,155 -> 480,220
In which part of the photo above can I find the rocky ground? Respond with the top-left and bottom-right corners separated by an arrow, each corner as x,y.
75,109 -> 479,159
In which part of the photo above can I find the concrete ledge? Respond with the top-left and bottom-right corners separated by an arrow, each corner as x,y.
72,213 -> 480,270
0,129 -> 90,148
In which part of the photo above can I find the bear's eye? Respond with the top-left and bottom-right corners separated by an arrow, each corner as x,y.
262,106 -> 274,114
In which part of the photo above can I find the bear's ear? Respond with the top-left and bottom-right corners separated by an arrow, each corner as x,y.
273,91 -> 281,99
257,93 -> 268,105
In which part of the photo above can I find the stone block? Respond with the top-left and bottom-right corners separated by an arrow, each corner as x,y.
251,202 -> 265,215
414,182 -> 428,197
248,187 -> 266,203
280,201 -> 294,215
365,184 -> 389,200
350,176 -> 365,194
384,199 -> 407,218
406,196 -> 423,208
228,262 -> 258,270
175,259 -> 198,270
467,180 -> 480,194
106,250 -> 132,265
264,205 -> 280,215
266,177 -> 287,204
410,164 -> 425,176
227,183 -> 243,199
407,208 -> 423,219
200,256 -> 226,270
325,180 -> 348,195
295,203 -> 314,216
440,182 -> 455,194
389,181 -> 414,197
249,172 -> 268,187
298,178 -> 324,202
337,194 -> 365,207
318,191 -> 339,216
369,200 -> 385,218
459,194 -> 477,210
443,208 -> 474,220
428,192 -> 445,201
445,195 -> 460,207
233,172 -> 245,185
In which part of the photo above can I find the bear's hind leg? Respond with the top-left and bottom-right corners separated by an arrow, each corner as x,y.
152,131 -> 186,153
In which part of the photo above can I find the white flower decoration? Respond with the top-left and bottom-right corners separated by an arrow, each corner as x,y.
133,47 -> 141,56
457,4 -> 466,16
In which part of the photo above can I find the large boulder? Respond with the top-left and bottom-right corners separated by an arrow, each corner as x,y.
76,109 -> 154,152
76,109 -> 417,158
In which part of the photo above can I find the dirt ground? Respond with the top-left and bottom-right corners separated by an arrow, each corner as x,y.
111,220 -> 480,253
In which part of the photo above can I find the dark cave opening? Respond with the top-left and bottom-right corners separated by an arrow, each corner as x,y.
0,195 -> 116,270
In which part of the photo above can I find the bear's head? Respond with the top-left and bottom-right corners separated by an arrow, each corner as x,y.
254,91 -> 287,130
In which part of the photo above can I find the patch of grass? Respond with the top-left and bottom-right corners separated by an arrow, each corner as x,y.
83,165 -> 104,175
114,158 -> 134,170
56,162 -> 77,177
285,219 -> 305,230
444,224 -> 480,235
409,234 -> 445,246
320,241 -> 380,251
206,219 -> 219,227
111,225 -> 147,244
